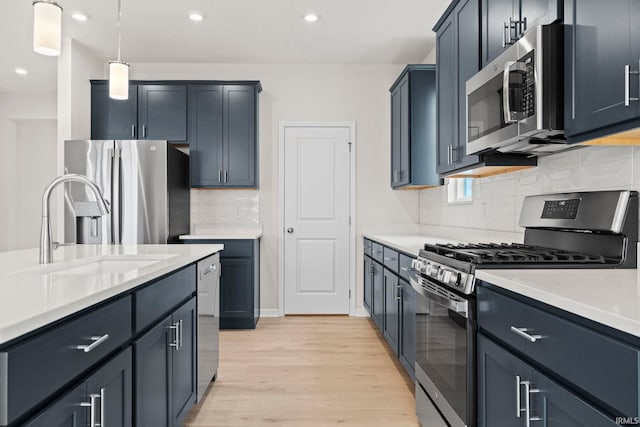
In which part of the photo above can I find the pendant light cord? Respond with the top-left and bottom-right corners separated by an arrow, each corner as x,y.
116,0 -> 122,61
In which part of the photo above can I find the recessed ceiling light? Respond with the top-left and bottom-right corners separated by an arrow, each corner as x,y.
304,13 -> 319,22
189,12 -> 204,22
15,68 -> 28,75
71,12 -> 88,22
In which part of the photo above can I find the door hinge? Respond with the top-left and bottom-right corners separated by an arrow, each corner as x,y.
348,142 -> 352,152
349,289 -> 351,299
349,216 -> 352,226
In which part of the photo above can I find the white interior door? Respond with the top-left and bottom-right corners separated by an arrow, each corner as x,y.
284,126 -> 351,314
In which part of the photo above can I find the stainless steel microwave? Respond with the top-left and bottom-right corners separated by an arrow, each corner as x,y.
466,24 -> 564,155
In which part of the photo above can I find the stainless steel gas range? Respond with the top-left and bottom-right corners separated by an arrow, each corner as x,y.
410,190 -> 639,427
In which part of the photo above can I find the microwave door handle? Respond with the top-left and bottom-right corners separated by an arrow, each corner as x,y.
503,61 -> 516,124
503,61 -> 528,124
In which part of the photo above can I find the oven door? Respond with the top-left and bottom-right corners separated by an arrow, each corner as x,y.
411,275 -> 476,427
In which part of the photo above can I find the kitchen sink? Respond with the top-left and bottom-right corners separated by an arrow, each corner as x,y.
17,254 -> 179,276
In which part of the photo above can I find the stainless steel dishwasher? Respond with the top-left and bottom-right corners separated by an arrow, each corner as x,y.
196,253 -> 220,402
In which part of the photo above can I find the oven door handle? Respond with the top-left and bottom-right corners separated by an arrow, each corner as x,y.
410,276 -> 469,318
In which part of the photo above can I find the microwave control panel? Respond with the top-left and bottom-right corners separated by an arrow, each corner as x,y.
520,50 -> 535,117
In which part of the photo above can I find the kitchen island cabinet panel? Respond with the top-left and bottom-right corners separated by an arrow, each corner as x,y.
134,317 -> 173,427
171,299 -> 197,427
21,383 -> 87,427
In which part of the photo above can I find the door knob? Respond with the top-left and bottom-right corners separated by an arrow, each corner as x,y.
287,227 -> 294,234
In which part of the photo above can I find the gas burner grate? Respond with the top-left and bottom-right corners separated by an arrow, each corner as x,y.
423,243 -> 617,265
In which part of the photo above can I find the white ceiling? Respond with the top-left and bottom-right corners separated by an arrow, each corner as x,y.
1,0 -> 450,93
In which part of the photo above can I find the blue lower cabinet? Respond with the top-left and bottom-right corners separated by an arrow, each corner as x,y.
399,279 -> 416,380
182,239 -> 261,329
383,268 -> 400,355
134,316 -> 173,427
171,299 -> 197,427
22,383 -> 87,427
478,334 -> 619,427
134,298 -> 197,427
24,348 -> 133,427
371,260 -> 384,331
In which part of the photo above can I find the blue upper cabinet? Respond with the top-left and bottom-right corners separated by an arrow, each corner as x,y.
188,84 -> 224,187
435,0 -> 481,175
389,65 -> 442,189
189,83 -> 260,188
138,84 -> 188,141
564,0 -> 640,142
481,0 -> 560,67
91,81 -> 138,140
91,81 -> 186,142
223,85 -> 257,187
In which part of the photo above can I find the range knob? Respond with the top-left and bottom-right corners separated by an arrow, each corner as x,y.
453,272 -> 462,287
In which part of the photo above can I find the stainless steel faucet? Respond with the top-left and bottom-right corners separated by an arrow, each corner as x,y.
40,174 -> 110,264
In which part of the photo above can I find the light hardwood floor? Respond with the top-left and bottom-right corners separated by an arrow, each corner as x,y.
185,316 -> 420,427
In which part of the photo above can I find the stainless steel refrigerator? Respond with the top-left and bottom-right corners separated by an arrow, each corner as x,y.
64,140 -> 190,244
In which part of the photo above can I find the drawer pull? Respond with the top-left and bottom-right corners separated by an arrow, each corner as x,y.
510,326 -> 543,343
76,334 -> 110,353
401,267 -> 418,272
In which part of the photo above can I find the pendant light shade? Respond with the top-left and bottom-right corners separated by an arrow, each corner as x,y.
109,61 -> 129,100
33,1 -> 62,56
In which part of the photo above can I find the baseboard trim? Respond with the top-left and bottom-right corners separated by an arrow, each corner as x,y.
353,307 -> 371,318
260,309 -> 281,317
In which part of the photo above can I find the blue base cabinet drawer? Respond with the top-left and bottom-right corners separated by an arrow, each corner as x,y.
383,247 -> 399,273
135,265 -> 196,332
0,296 -> 132,425
478,285 -> 640,417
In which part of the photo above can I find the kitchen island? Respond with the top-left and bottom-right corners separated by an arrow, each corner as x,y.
0,243 -> 222,427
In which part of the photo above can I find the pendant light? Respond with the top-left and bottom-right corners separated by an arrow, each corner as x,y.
33,1 -> 63,56
109,0 -> 129,100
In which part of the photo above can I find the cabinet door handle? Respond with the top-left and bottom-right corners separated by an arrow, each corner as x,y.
218,170 -> 222,183
100,387 -> 106,427
142,124 -> 147,138
89,393 -> 99,427
168,323 -> 179,349
224,170 -> 228,183
510,326 -> 543,343
516,375 -> 523,418
625,64 -> 640,106
522,380 -> 542,426
396,283 -> 402,301
76,334 -> 110,353
178,319 -> 184,349
451,145 -> 457,163
131,124 -> 136,138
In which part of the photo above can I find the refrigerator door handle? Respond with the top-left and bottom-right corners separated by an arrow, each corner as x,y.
112,147 -> 121,244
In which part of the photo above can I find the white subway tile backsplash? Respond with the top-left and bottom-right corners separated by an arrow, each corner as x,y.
579,158 -> 633,189
419,145 -> 637,232
190,189 -> 260,232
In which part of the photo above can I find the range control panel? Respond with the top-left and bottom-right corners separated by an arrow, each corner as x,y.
541,199 -> 581,219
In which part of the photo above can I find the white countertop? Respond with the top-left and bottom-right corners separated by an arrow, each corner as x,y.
362,226 -> 523,257
180,224 -> 262,240
363,228 -> 640,338
180,233 -> 262,240
0,244 -> 223,346
476,269 -> 640,338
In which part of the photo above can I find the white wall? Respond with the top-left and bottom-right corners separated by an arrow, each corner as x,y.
419,146 -> 639,234
0,92 -> 57,251
422,45 -> 437,64
129,63 -> 421,312
14,119 -> 58,249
